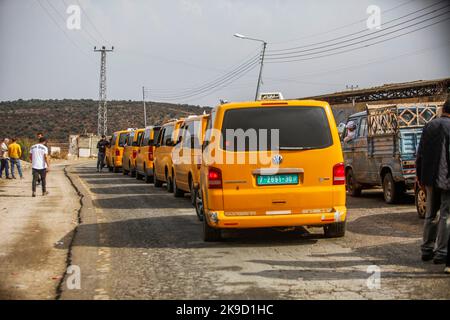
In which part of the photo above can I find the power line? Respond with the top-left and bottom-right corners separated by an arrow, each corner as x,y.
269,0 -> 418,45
74,0 -> 113,47
148,59 -> 260,100
267,1 -> 450,56
145,53 -> 260,97
45,0 -> 96,47
35,0 -> 95,65
265,14 -> 450,63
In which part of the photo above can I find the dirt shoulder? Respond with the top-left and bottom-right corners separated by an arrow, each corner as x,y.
0,160 -> 81,299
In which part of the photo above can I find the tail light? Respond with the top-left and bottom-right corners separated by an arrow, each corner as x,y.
115,149 -> 120,156
148,147 -> 154,161
208,167 -> 222,189
132,150 -> 137,159
333,163 -> 345,185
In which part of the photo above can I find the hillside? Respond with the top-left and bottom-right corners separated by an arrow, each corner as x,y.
0,99 -> 210,141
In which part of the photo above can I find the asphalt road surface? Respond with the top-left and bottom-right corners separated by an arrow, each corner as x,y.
60,161 -> 450,300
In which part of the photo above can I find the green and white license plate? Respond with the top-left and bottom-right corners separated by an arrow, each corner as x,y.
257,174 -> 299,186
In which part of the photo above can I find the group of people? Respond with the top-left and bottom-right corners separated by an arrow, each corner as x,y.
0,138 -> 24,180
0,133 -> 50,197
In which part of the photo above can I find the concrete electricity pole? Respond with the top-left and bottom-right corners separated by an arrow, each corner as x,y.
346,84 -> 359,107
94,46 -> 114,136
142,86 -> 147,127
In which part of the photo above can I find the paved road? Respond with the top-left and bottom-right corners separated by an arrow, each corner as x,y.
61,161 -> 450,300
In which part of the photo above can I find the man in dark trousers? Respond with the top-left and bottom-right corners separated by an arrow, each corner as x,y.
97,135 -> 109,172
416,99 -> 450,269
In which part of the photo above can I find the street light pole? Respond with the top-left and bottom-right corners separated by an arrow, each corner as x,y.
234,34 -> 267,101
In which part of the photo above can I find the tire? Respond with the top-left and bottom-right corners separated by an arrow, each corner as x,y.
173,176 -> 184,198
189,178 -> 196,206
323,221 -> 346,238
203,214 -> 222,242
144,165 -> 154,183
154,168 -> 163,187
194,187 -> 204,221
136,170 -> 143,180
130,162 -> 136,177
346,169 -> 362,197
112,160 -> 120,173
415,185 -> 427,219
382,172 -> 400,204
122,166 -> 129,175
166,173 -> 174,193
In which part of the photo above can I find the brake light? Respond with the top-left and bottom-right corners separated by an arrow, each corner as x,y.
148,147 -> 154,161
208,167 -> 222,189
115,149 -> 120,156
132,150 -> 137,159
333,163 -> 345,185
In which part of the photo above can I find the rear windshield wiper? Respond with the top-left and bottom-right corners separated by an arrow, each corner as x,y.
278,146 -> 316,151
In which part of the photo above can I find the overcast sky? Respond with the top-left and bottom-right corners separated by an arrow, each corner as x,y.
0,0 -> 449,106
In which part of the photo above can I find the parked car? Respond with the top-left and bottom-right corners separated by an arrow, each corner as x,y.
122,128 -> 145,177
106,129 -> 130,172
342,102 -> 442,204
172,114 -> 209,220
197,99 -> 346,241
153,119 -> 185,190
135,125 -> 161,183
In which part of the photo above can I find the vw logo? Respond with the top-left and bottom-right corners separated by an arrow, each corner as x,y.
272,154 -> 283,165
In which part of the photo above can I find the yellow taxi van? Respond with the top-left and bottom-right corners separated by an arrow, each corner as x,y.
198,99 -> 346,241
122,128 -> 145,177
135,125 -> 161,183
172,114 -> 209,219
153,119 -> 185,191
106,129 -> 131,173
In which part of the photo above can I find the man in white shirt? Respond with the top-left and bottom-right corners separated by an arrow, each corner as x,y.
30,137 -> 50,197
0,138 -> 11,179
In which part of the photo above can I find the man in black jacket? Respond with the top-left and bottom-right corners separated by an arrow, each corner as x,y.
416,99 -> 450,267
97,135 -> 109,172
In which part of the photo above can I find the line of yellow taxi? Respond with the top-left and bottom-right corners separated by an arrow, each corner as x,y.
106,97 -> 346,242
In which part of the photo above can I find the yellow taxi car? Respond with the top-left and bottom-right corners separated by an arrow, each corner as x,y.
106,129 -> 130,173
172,114 -> 209,219
197,99 -> 346,241
122,128 -> 145,177
135,125 -> 161,183
153,119 -> 185,191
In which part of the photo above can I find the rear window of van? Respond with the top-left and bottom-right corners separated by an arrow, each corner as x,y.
118,133 -> 128,147
221,106 -> 332,151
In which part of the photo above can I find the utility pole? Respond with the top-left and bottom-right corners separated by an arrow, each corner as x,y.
255,42 -> 267,101
94,46 -> 114,136
346,84 -> 359,107
142,86 -> 147,127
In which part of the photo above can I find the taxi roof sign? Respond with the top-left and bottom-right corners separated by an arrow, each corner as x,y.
258,92 -> 284,100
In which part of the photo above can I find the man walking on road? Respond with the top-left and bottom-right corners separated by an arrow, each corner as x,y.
8,138 -> 23,179
0,138 -> 11,179
416,99 -> 450,267
30,137 -> 50,197
97,135 -> 109,172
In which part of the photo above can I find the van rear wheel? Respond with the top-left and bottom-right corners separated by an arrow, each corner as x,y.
173,177 -> 184,198
144,166 -> 153,183
346,169 -> 362,197
203,216 -> 222,242
166,175 -> 174,193
194,187 -> 204,221
154,168 -> 163,187
324,221 -> 346,238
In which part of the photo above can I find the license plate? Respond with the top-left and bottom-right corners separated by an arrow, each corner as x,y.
257,174 -> 299,186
